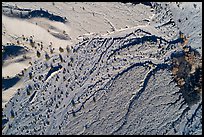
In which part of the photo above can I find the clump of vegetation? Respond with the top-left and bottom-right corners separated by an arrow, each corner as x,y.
29,72 -> 32,79
24,68 -> 27,72
50,48 -> 54,54
93,96 -> 96,102
193,3 -> 197,8
38,75 -> 43,81
63,68 -> 66,74
22,35 -> 25,40
59,54 -> 64,62
10,110 -> 15,119
40,44 -> 43,51
66,45 -> 70,53
17,89 -> 21,96
30,39 -> 35,47
23,55 -> 27,59
72,109 -> 76,117
27,89 -> 31,96
68,62 -> 72,67
70,57 -> 74,63
45,53 -> 50,61
10,9 -> 13,14
59,47 -> 64,53
71,99 -> 75,107
37,50 -> 41,58
171,44 -> 202,106
17,40 -> 20,45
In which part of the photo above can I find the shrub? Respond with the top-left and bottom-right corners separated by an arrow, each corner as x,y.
93,96 -> 96,102
70,57 -> 74,62
50,48 -> 54,54
45,53 -> 50,61
72,110 -> 76,117
20,12 -> 23,17
37,50 -> 41,58
17,91 -> 20,96
29,72 -> 32,79
27,90 -> 31,96
39,75 -> 42,81
10,9 -> 13,14
71,99 -> 75,106
66,46 -> 70,53
9,124 -> 12,128
23,55 -> 27,59
59,47 -> 64,53
22,35 -> 25,40
193,4 -> 197,8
